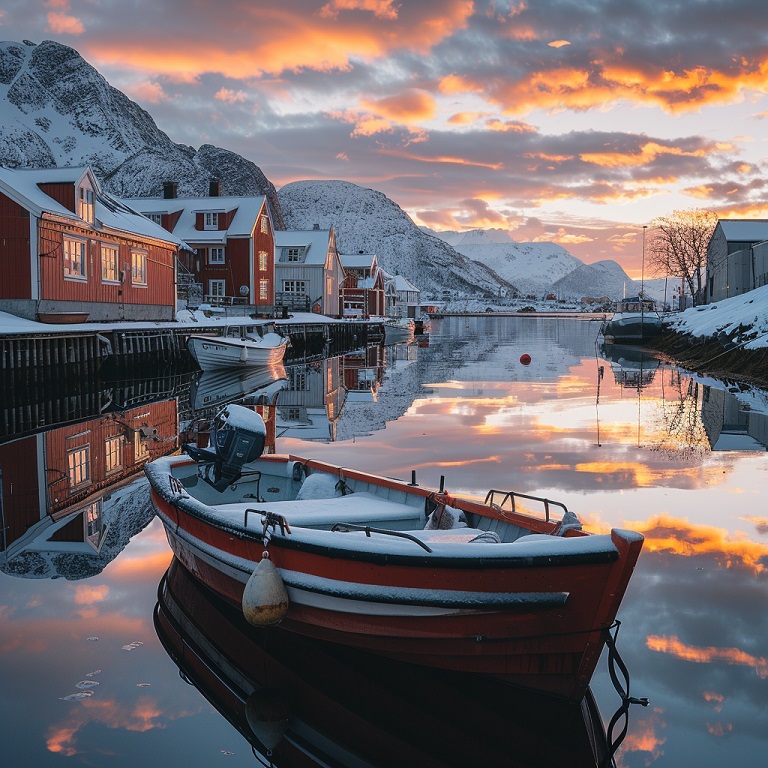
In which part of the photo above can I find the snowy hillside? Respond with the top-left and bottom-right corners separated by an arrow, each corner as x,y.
0,39 -> 284,227
278,180 -> 513,295
429,228 -> 583,296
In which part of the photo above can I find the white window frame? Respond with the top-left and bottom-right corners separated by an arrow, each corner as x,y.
79,187 -> 94,224
131,249 -> 147,286
145,212 -> 162,225
286,248 -> 302,262
209,247 -> 225,265
104,435 -> 123,474
67,445 -> 91,489
283,280 -> 306,294
204,212 -> 219,230
101,244 -> 120,283
63,237 -> 87,281
84,500 -> 103,551
209,279 -> 226,298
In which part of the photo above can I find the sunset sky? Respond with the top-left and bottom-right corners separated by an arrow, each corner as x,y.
4,0 -> 768,274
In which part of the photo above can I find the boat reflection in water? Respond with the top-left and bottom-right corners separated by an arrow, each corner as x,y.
155,558 -> 613,768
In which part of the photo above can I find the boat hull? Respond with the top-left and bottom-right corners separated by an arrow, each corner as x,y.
148,455 -> 643,701
188,335 -> 287,370
156,556 -> 612,767
601,315 -> 663,344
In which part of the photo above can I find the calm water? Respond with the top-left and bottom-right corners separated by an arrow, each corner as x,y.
1,316 -> 767,767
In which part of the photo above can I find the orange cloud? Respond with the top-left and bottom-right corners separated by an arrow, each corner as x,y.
706,722 -> 733,737
485,118 -> 537,133
548,40 -> 570,48
124,81 -> 168,104
47,11 -> 84,35
215,88 -> 246,104
704,691 -> 724,712
629,513 -> 768,573
72,585 -> 109,605
620,708 -> 667,760
360,89 -> 438,123
646,635 -> 768,677
108,550 -> 173,578
580,141 -> 706,168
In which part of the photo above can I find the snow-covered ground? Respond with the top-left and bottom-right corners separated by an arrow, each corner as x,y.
665,284 -> 768,349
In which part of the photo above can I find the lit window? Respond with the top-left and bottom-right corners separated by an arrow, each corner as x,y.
67,445 -> 91,488
260,215 -> 268,234
134,431 -> 149,460
105,435 -> 123,474
204,212 -> 219,230
209,247 -> 225,264
258,251 -> 268,271
79,187 -> 94,224
101,244 -> 120,283
84,501 -> 103,550
259,279 -> 268,300
131,249 -> 147,285
63,238 -> 87,280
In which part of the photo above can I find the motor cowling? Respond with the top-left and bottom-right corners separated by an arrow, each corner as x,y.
183,404 -> 266,491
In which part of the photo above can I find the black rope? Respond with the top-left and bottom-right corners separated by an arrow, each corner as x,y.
602,621 -> 649,768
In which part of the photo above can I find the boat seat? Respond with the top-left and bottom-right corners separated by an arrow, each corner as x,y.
229,491 -> 424,530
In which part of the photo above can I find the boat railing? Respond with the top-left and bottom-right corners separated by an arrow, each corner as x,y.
331,523 -> 433,553
484,489 -> 569,523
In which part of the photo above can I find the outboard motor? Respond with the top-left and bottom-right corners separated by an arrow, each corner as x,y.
183,404 -> 267,491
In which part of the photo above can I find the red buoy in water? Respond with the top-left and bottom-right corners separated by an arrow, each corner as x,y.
520,353 -> 531,365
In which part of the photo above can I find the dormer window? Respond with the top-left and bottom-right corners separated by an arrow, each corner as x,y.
286,247 -> 302,262
145,213 -> 163,225
204,212 -> 219,230
79,186 -> 94,224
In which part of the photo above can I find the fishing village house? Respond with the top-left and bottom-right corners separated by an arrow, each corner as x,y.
124,182 -> 276,312
339,251 -> 385,317
0,166 -> 187,323
274,227 -> 345,317
0,398 -> 178,567
387,272 -> 421,318
706,219 -> 768,303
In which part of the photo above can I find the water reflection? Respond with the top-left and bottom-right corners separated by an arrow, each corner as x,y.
1,317 -> 767,767
156,557 -> 612,768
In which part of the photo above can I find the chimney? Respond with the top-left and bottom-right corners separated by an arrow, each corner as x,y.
163,181 -> 178,199
209,179 -> 220,197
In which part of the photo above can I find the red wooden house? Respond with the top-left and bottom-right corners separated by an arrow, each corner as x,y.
339,251 -> 385,317
125,182 -> 276,310
0,399 -> 178,574
0,166 -> 186,323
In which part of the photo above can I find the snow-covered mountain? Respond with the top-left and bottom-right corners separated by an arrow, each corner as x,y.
431,228 -> 582,296
278,180 -> 513,295
0,39 -> 284,227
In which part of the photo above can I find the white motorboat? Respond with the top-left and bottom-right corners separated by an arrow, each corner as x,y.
601,295 -> 664,345
382,317 -> 415,344
187,323 -> 289,371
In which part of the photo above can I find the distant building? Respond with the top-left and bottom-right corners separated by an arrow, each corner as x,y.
124,182 -> 276,310
339,251 -> 385,317
383,272 -> 421,318
706,219 -> 768,302
274,227 -> 344,316
0,166 -> 186,323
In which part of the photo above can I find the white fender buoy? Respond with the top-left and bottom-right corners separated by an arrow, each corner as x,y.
242,554 -> 289,626
245,689 -> 290,751
239,345 -> 249,363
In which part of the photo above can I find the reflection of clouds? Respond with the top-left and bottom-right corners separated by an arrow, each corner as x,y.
72,585 -> 109,605
646,635 -> 768,678
630,514 -> 768,574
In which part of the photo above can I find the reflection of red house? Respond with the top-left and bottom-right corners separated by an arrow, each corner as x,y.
340,252 -> 385,317
0,401 -> 178,558
125,183 -> 276,309
0,166 -> 185,323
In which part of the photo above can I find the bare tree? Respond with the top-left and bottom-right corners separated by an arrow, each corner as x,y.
646,209 -> 718,305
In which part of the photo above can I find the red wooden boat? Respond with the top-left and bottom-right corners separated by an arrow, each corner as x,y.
146,405 -> 643,701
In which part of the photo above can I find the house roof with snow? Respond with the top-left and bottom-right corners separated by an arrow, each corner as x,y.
275,229 -> 336,266
123,194 -> 269,243
0,166 -> 187,248
392,274 -> 420,293
340,252 -> 376,270
716,219 -> 768,244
